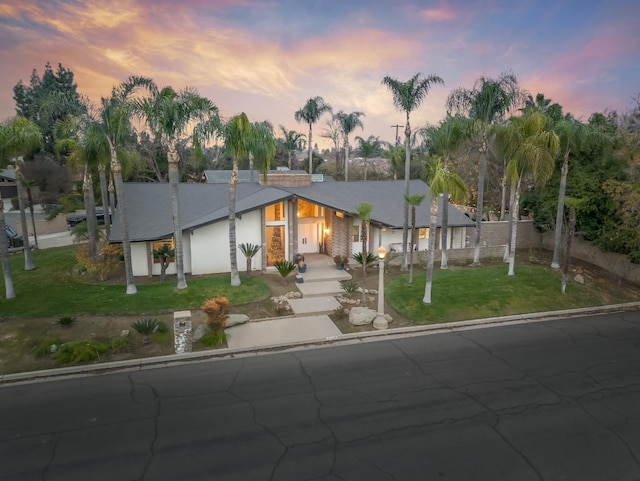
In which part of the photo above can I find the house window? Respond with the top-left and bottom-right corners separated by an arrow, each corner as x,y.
297,199 -> 322,218
265,202 -> 285,221
352,225 -> 360,242
418,228 -> 429,239
152,239 -> 175,263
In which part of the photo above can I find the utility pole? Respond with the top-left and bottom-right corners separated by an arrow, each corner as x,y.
390,124 -> 404,147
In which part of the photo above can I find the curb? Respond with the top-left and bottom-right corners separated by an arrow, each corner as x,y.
2,301 -> 639,386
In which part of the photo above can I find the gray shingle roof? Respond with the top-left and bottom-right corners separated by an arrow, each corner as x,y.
110,179 -> 474,242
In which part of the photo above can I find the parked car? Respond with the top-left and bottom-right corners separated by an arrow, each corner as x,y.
66,207 -> 111,228
5,224 -> 24,248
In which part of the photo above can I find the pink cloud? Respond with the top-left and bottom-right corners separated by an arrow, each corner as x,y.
419,5 -> 457,21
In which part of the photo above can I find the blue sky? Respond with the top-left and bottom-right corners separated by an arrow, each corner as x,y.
1,0 -> 638,146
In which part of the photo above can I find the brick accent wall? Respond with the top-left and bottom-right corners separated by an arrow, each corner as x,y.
467,220 -> 542,249
329,213 -> 351,260
260,173 -> 312,186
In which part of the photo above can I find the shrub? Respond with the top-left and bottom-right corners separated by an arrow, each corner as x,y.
333,255 -> 349,265
341,280 -> 358,293
54,339 -> 108,364
201,297 -> 232,332
74,243 -> 123,281
352,252 -> 376,267
58,316 -> 76,326
35,338 -> 62,358
155,320 -> 169,333
199,331 -> 227,347
110,336 -> 130,353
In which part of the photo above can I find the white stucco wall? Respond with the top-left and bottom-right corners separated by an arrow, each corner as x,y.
189,210 -> 263,275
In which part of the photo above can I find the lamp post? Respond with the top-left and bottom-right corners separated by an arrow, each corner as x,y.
373,245 -> 388,330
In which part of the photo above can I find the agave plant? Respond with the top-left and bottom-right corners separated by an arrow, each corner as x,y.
274,260 -> 296,284
130,318 -> 159,344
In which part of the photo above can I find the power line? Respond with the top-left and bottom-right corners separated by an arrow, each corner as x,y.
390,124 -> 404,147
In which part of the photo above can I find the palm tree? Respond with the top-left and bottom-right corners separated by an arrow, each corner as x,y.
353,202 -> 373,301
294,97 -> 332,175
422,157 -> 467,304
423,115 -> 468,268
334,111 -> 365,181
252,121 -> 276,182
0,116 -> 43,271
382,143 -> 404,180
136,85 -> 219,289
382,72 -> 444,270
496,111 -> 559,276
549,119 -> 610,269
404,193 -> 426,284
355,135 -> 382,180
279,126 -> 305,170
99,76 -> 155,295
224,113 -> 253,286
447,72 -> 521,265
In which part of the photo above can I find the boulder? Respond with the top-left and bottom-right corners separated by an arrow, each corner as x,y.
349,306 -> 377,326
193,324 -> 206,341
226,314 -> 250,328
574,274 -> 585,285
120,329 -> 130,337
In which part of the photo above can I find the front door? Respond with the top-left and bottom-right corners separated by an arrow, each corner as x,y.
298,222 -> 318,253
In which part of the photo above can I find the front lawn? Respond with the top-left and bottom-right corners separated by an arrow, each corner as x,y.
0,247 -> 270,317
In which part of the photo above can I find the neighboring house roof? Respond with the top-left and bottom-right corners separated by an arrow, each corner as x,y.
0,168 -> 17,182
110,179 -> 474,242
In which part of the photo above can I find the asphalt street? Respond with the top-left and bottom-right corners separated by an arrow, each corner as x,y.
2,311 -> 640,480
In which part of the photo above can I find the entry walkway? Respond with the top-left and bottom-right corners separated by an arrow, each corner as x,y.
226,254 -> 352,349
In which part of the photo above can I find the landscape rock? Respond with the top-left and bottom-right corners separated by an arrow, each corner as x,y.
574,274 -> 585,285
120,329 -> 130,337
193,324 -> 206,341
349,306 -> 377,326
226,314 -> 250,328
49,344 -> 58,353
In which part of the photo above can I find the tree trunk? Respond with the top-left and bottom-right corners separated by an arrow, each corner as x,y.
308,123 -> 313,175
0,201 -> 16,299
473,146 -> 487,266
108,174 -> 116,237
440,192 -> 449,269
83,164 -> 98,261
551,152 -> 570,269
408,206 -> 416,285
361,219 -> 368,302
229,159 -> 241,286
168,141 -> 187,289
401,117 -> 411,271
503,182 -> 515,263
98,164 -> 110,240
15,159 -> 34,271
26,185 -> 38,249
344,139 -> 350,181
110,142 -> 137,295
499,157 -> 507,221
508,177 -> 521,276
422,198 -> 438,304
561,207 -> 576,294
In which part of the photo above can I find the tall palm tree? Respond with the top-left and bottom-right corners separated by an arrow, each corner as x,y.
294,97 -> 332,175
0,116 -> 43,271
224,113 -> 253,286
382,72 -> 444,270
549,119 -> 610,269
99,76 -> 155,295
447,72 -> 521,265
334,111 -> 365,181
136,85 -> 219,289
279,126 -> 305,170
496,111 -> 559,276
355,135 -> 382,180
422,157 -> 467,304
404,193 -> 426,285
252,121 -> 276,182
423,115 -> 468,268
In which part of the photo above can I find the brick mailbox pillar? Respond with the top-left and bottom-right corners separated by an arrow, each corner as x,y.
174,310 -> 192,353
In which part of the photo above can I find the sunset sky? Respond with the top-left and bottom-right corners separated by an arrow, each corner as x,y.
1,0 -> 638,148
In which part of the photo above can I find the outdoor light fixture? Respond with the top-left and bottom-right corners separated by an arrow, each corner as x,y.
373,245 -> 388,330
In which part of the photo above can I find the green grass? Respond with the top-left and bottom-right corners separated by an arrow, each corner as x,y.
0,247 -> 271,317
386,263 -> 633,324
